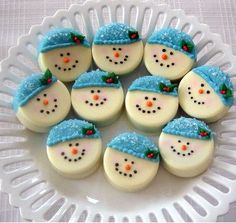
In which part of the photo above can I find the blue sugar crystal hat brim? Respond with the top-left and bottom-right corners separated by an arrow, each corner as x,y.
93,23 -> 141,45
13,73 -> 57,112
38,28 -> 90,53
47,119 -> 100,146
147,28 -> 196,59
193,65 -> 234,107
162,117 -> 212,140
72,69 -> 121,89
128,75 -> 178,96
107,132 -> 160,163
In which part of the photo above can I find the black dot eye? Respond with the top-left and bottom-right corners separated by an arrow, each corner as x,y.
118,48 -> 122,51
91,90 -> 94,93
162,49 -> 166,52
69,143 -> 72,147
75,143 -> 79,146
206,90 -> 210,94
97,90 -> 101,93
187,142 -> 190,145
131,161 -> 134,164
201,83 -> 204,87
170,52 -> 174,55
37,98 -> 40,101
43,94 -> 47,97
54,99 -> 57,102
67,52 -> 70,56
124,158 -> 128,162
178,140 -> 181,143
60,53 -> 63,57
153,97 -> 156,101
145,96 -> 148,100
113,48 -> 116,51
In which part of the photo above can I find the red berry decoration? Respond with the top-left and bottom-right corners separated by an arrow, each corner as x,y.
182,45 -> 188,51
40,69 -> 53,85
86,130 -> 93,135
181,40 -> 194,53
198,127 -> 211,139
47,78 -> 52,84
220,83 -> 233,98
128,30 -> 139,40
145,149 -> 159,160
106,78 -> 113,83
82,127 -> 95,136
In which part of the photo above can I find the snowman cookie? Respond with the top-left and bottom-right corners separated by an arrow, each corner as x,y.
126,76 -> 179,132
144,28 -> 196,80
13,70 -> 71,133
92,23 -> 143,75
159,117 -> 214,177
71,70 -> 124,126
104,132 -> 160,192
47,119 -> 102,178
38,28 -> 91,82
179,66 -> 234,122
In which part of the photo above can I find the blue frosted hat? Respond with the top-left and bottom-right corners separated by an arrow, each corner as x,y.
128,75 -> 178,96
38,28 -> 90,53
107,132 -> 160,163
192,65 -> 234,107
147,28 -> 196,59
72,69 -> 121,89
93,23 -> 141,45
47,119 -> 100,146
162,117 -> 212,140
13,70 -> 57,112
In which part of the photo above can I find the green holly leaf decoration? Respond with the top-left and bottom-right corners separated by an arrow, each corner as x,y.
145,149 -> 159,159
40,69 -> 53,85
82,126 -> 96,136
219,83 -> 233,98
198,127 -> 211,139
70,33 -> 85,44
159,82 -> 177,93
181,40 -> 194,53
101,72 -> 119,84
128,30 -> 139,40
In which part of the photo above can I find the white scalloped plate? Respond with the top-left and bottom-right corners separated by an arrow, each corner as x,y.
0,0 -> 236,222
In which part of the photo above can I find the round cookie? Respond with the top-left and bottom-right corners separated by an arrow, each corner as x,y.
104,132 -> 160,192
179,66 -> 234,122
159,117 -> 214,177
47,119 -> 102,178
13,70 -> 71,133
38,28 -> 91,82
71,69 -> 124,126
144,28 -> 196,80
125,76 -> 179,132
92,23 -> 143,75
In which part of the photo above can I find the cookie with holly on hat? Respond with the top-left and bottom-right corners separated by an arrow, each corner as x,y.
179,65 -> 234,122
144,28 -> 196,80
13,70 -> 71,133
71,69 -> 124,126
38,28 -> 91,82
159,117 -> 214,177
125,75 -> 179,132
103,132 -> 160,192
92,23 -> 143,75
47,119 -> 102,178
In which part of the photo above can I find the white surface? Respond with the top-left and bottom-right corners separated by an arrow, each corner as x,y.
0,0 -> 236,222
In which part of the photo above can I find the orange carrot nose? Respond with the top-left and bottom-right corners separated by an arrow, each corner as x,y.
43,99 -> 49,105
71,148 -> 78,155
63,57 -> 70,63
198,89 -> 204,94
125,164 -> 131,171
93,94 -> 99,100
181,145 -> 187,151
161,53 -> 168,60
114,52 -> 120,58
146,100 -> 153,107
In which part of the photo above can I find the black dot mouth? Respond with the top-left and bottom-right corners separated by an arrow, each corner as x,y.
54,60 -> 79,71
85,98 -> 107,107
106,55 -> 129,65
136,104 -> 161,114
153,55 -> 175,68
171,145 -> 194,156
114,162 -> 137,178
38,98 -> 58,115
188,87 -> 205,105
60,149 -> 86,162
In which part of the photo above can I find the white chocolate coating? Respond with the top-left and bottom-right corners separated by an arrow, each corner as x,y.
71,87 -> 124,126
92,42 -> 143,75
144,44 -> 195,80
47,138 -> 102,178
125,91 -> 179,132
103,148 -> 159,192
179,71 -> 229,122
38,45 -> 92,82
16,81 -> 71,133
159,133 -> 214,177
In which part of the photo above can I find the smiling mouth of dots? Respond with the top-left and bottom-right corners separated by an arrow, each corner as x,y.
105,47 -> 129,65
136,96 -> 161,114
36,93 -> 58,115
84,89 -> 107,107
153,48 -> 175,68
114,158 -> 138,178
187,84 -> 211,105
54,52 -> 79,71
170,140 -> 194,157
